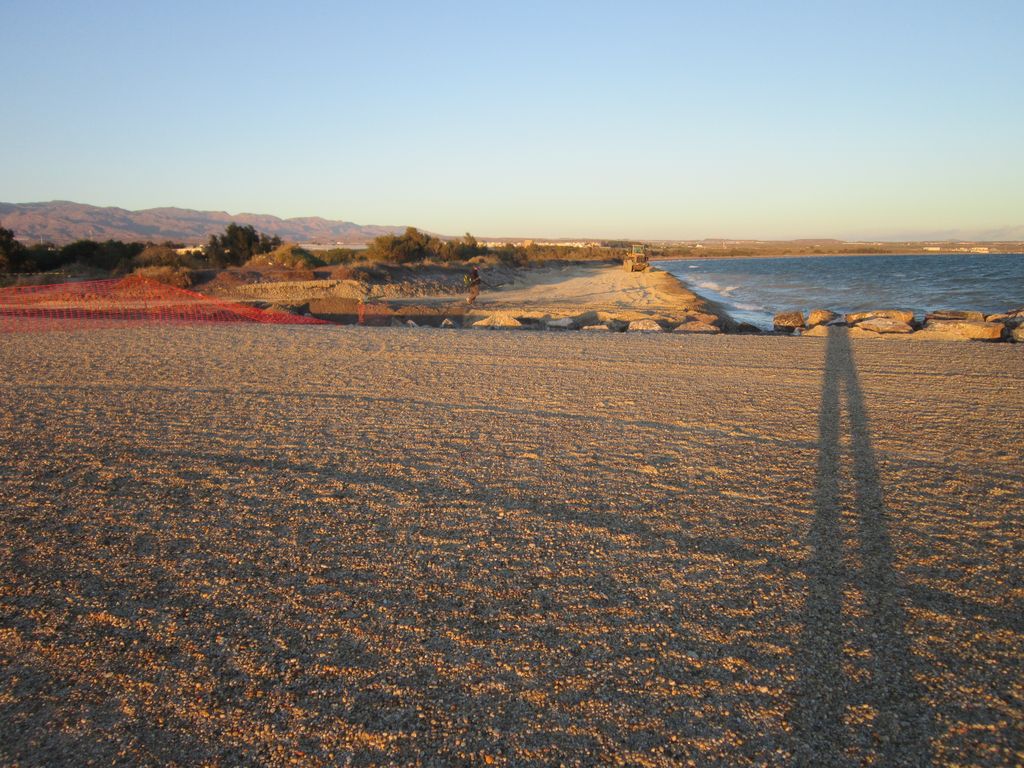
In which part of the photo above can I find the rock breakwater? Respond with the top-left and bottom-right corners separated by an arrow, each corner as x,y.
773,306 -> 1024,342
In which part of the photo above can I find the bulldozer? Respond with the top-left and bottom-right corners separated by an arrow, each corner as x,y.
623,243 -> 649,272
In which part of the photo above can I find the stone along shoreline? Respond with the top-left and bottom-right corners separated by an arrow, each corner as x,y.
773,307 -> 1024,342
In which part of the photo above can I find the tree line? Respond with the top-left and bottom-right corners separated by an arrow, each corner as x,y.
360,228 -> 620,265
1,226 -> 148,274
363,229 -> 487,263
1,222 -> 626,276
0,223 -> 287,274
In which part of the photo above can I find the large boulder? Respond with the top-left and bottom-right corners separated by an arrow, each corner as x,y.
803,325 -> 913,339
680,311 -> 721,328
472,313 -> 522,329
846,309 -> 915,325
925,310 -> 985,323
857,317 -> 914,334
914,320 -> 1006,341
848,326 -> 883,339
440,318 -> 457,328
987,312 -> 1024,327
807,309 -> 839,327
627,318 -> 664,333
673,319 -> 720,334
1013,326 -> 1024,343
773,311 -> 805,332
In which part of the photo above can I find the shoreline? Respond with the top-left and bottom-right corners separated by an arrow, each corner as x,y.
657,254 -> 1024,339
5,258 -> 1019,341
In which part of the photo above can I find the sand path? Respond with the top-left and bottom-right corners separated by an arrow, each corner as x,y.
1,326 -> 1020,765
476,262 -> 711,316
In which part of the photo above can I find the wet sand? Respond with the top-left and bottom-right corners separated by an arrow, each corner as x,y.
1,326 -> 1021,766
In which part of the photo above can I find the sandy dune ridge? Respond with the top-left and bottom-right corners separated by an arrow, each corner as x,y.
210,262 -> 727,328
0,326 -> 1021,765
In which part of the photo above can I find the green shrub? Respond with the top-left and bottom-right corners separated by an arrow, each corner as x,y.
364,228 -> 487,264
246,243 -> 324,269
133,244 -> 202,269
317,247 -> 362,264
133,265 -> 194,288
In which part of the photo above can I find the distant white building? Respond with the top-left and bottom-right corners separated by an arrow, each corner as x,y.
480,240 -> 604,249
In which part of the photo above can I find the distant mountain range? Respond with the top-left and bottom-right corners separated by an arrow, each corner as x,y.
0,201 -> 409,246
2,200 -> 1021,247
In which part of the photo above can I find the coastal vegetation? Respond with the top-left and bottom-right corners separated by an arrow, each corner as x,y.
356,228 -> 620,266
0,226 -> 20,273
0,223 -> 618,282
131,265 -> 195,289
0,223 -> 298,285
246,243 -> 322,269
1,226 -> 147,276
133,244 -> 201,269
204,224 -> 282,267
364,228 -> 486,263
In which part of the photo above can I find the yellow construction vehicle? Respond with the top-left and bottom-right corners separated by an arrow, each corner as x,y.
623,244 -> 649,272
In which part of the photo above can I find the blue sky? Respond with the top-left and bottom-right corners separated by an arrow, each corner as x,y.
2,0 -> 1022,239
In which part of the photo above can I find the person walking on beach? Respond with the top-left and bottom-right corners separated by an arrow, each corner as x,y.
465,266 -> 482,305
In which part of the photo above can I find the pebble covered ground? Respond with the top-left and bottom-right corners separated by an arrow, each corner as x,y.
0,325 -> 1021,766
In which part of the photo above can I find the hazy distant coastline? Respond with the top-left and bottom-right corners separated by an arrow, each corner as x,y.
2,202 -> 1022,256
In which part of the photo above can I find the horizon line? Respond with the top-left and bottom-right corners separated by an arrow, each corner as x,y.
2,199 -> 1023,245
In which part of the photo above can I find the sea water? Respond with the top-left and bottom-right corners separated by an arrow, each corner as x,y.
657,253 -> 1024,329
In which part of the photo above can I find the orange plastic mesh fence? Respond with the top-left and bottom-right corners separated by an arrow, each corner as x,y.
0,275 -> 328,333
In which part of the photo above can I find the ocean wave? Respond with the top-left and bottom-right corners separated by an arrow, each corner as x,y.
695,281 -> 740,297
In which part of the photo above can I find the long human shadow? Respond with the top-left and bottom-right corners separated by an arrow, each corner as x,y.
793,326 -> 935,766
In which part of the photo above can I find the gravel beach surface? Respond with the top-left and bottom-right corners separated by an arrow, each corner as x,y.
1,326 -> 1021,766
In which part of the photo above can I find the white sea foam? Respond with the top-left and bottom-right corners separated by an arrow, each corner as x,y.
695,281 -> 724,293
696,282 -> 739,296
